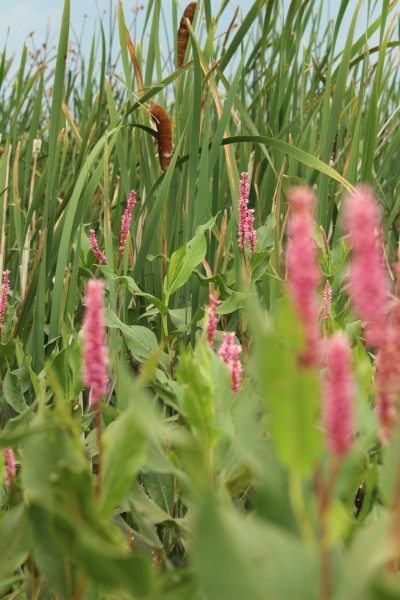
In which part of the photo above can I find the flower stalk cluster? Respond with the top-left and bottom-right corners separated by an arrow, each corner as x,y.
218,332 -> 242,393
238,172 -> 256,255
0,269 -> 10,336
345,187 -> 389,349
89,230 -> 107,264
120,189 -> 137,253
323,280 -> 332,322
3,448 -> 16,489
286,187 -> 321,367
323,333 -> 354,458
207,293 -> 220,349
345,187 -> 400,439
83,280 -> 108,406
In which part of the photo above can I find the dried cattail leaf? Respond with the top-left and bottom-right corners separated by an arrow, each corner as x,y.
177,2 -> 197,69
150,104 -> 173,171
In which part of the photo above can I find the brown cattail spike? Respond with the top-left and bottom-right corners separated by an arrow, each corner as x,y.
150,104 -> 173,171
177,3 -> 197,68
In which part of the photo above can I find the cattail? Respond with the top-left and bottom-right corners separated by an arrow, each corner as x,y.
207,293 -> 220,349
375,300 -> 400,439
237,172 -> 256,255
150,104 -> 173,171
286,187 -> 321,367
3,448 -> 16,489
83,280 -> 108,406
0,269 -> 10,334
323,280 -> 332,322
119,189 -> 137,253
89,229 -> 107,264
218,332 -> 242,393
345,187 -> 389,348
323,333 -> 354,458
177,3 -> 197,68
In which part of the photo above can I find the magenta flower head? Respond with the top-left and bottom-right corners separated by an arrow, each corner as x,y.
3,447 -> 16,489
286,187 -> 321,367
89,229 -> 107,264
207,293 -> 220,349
238,172 -> 256,255
120,189 -> 137,253
83,280 -> 108,406
0,269 -> 10,333
323,333 -> 354,458
218,332 -> 242,393
344,187 -> 389,348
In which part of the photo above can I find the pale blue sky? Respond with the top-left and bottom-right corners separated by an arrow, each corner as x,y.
0,0 -> 382,73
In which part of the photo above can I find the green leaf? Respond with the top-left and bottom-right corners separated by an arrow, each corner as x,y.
3,370 -> 28,413
101,403 -> 148,515
104,309 -> 168,366
164,216 -> 217,299
29,503 -> 80,597
0,505 -> 31,579
194,495 -> 320,600
0,340 -> 16,370
253,296 -> 323,475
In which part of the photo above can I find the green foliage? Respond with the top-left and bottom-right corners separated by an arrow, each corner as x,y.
1,0 -> 400,597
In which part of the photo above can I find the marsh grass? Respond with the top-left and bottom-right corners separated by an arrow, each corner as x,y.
0,1 -> 400,596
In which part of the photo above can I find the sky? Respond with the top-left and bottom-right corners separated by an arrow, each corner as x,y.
0,0 -> 382,76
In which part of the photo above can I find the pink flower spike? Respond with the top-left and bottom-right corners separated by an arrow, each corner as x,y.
83,280 -> 108,406
323,333 -> 354,458
89,230 -> 107,264
286,187 -> 321,367
120,189 -> 137,253
3,447 -> 16,489
375,300 -> 400,440
237,172 -> 256,255
344,187 -> 389,348
323,280 -> 332,322
0,269 -> 10,333
207,293 -> 221,349
218,332 -> 242,392
230,344 -> 242,393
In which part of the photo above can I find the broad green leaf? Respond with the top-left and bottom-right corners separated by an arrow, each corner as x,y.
3,370 -> 28,413
0,340 -> 16,370
164,216 -> 217,299
101,403 -> 148,515
253,296 -> 323,475
0,506 -> 31,578
29,503 -> 80,597
104,309 -> 168,366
